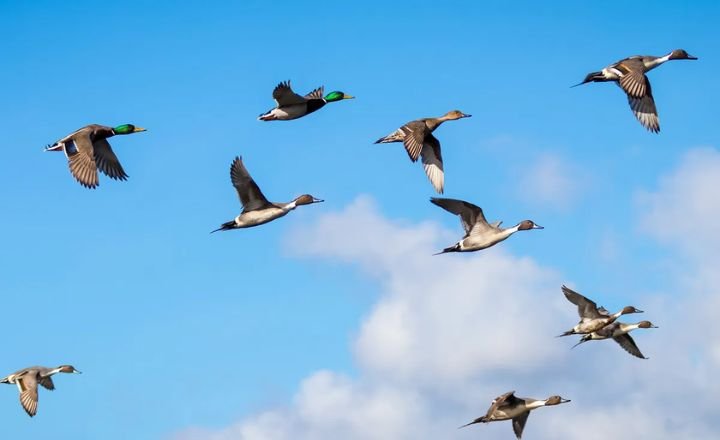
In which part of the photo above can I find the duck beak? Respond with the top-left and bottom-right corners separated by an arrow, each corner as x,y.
687,54 -> 698,60
73,370 -> 82,374
461,113 -> 472,118
343,95 -> 355,100
312,198 -> 324,203
133,127 -> 147,133
561,398 -> 571,404
651,325 -> 659,328
533,224 -> 544,229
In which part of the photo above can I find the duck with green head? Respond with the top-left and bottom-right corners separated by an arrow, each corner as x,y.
45,123 -> 146,189
258,80 -> 354,121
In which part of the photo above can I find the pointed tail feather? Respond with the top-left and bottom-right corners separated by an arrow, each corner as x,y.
459,417 -> 486,429
433,243 -> 460,256
571,71 -> 606,87
211,220 -> 236,233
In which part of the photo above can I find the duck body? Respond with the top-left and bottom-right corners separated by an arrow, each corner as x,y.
45,123 -> 146,188
574,49 -> 698,133
574,321 -> 658,359
375,110 -> 471,194
461,391 -> 570,439
430,197 -> 542,254
212,156 -> 323,232
258,81 -> 353,121
558,285 -> 643,336
1,365 -> 81,417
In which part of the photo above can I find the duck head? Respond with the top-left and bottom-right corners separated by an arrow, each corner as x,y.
58,365 -> 82,374
545,395 -> 571,406
620,306 -> 643,315
324,91 -> 354,102
669,49 -> 698,60
638,321 -> 658,329
295,194 -> 324,206
517,220 -> 544,231
444,110 -> 472,120
112,124 -> 147,135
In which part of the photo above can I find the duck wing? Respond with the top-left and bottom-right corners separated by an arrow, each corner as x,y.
304,86 -> 325,100
421,134 -> 444,194
430,197 -> 489,235
398,120 -> 428,162
15,373 -> 39,417
613,333 -> 647,359
614,59 -> 659,133
487,391 -> 519,416
561,285 -> 603,319
512,412 -> 530,439
230,156 -> 272,212
93,138 -> 128,181
272,80 -> 307,107
67,131 -> 99,189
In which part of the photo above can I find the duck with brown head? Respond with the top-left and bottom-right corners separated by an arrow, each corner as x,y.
430,197 -> 543,254
558,285 -> 645,337
573,320 -> 658,359
374,110 -> 471,194
212,156 -> 324,233
1,364 -> 81,417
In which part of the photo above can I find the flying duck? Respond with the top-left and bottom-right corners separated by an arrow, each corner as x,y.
573,320 -> 658,359
558,285 -> 643,337
1,365 -> 81,417
258,80 -> 353,121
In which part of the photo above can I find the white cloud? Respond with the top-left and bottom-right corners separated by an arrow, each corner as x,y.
170,174 -> 720,440
515,154 -> 583,210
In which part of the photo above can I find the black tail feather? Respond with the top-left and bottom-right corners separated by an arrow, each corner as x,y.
433,243 -> 460,256
211,220 -> 236,234
571,71 -> 606,87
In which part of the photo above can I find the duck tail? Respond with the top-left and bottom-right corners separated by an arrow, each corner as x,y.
458,416 -> 487,429
211,220 -> 236,234
257,110 -> 276,121
433,243 -> 460,256
374,130 -> 403,144
571,71 -> 606,87
556,330 -> 576,338
571,335 -> 591,349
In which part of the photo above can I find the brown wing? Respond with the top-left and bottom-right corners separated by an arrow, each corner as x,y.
486,391 -> 518,418
613,334 -> 647,359
399,120 -> 428,162
39,376 -> 55,391
66,134 -> 99,189
430,197 -> 489,235
93,138 -> 128,181
16,374 -> 39,417
420,134 -> 444,194
272,80 -> 307,107
512,412 -> 530,439
614,60 -> 660,133
561,285 -> 603,319
230,156 -> 271,212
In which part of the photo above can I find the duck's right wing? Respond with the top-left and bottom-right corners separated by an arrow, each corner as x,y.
272,80 -> 307,107
399,120 -> 428,162
487,391 -> 518,417
230,156 -> 272,212
561,285 -> 603,319
93,138 -> 129,181
430,197 -> 489,235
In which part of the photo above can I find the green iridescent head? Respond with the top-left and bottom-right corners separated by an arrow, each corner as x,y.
324,91 -> 354,103
113,124 -> 147,135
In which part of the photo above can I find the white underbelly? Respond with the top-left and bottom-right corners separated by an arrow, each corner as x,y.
237,208 -> 287,227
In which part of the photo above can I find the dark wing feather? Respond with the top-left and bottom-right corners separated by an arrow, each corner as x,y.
613,334 -> 647,359
512,412 -> 530,439
614,60 -> 660,133
16,374 -> 39,417
304,86 -> 325,100
272,80 -> 307,107
561,285 -> 603,319
430,197 -> 488,235
230,157 -> 271,212
399,120 -> 428,162
93,138 -> 128,181
420,134 -> 444,194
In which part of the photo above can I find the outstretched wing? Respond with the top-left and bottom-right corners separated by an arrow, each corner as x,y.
614,59 -> 660,133
304,86 -> 325,100
430,197 -> 489,235
561,285 -> 603,319
272,80 -> 308,107
67,133 -> 99,189
421,134 -> 444,194
93,138 -> 129,181
512,412 -> 530,439
230,157 -> 272,212
613,334 -> 647,359
16,374 -> 39,417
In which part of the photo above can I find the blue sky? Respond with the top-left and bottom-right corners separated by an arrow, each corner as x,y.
1,1 -> 719,439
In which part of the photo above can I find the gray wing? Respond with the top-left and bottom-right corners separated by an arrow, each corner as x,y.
486,391 -> 518,418
420,134 -> 444,194
38,375 -> 55,391
230,157 -> 271,212
93,138 -> 128,181
430,197 -> 489,235
16,373 -> 39,417
512,412 -> 530,439
67,132 -> 99,189
613,334 -> 647,359
304,86 -> 325,100
614,60 -> 659,133
561,285 -> 603,319
272,80 -> 307,107
399,120 -> 428,162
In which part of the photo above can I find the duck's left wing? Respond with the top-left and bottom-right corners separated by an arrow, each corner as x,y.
230,156 -> 272,212
272,80 -> 307,107
613,334 -> 647,359
614,60 -> 659,133
512,412 -> 530,439
421,134 -> 444,194
430,197 -> 488,235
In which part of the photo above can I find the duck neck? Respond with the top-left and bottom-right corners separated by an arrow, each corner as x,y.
43,367 -> 62,377
283,200 -> 299,211
645,54 -> 671,71
526,400 -> 546,410
618,323 -> 640,334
